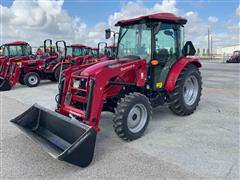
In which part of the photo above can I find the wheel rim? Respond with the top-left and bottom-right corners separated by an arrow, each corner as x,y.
28,75 -> 38,85
127,104 -> 148,133
183,75 -> 199,106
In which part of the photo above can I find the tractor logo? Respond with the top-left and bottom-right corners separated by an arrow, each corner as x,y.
120,64 -> 135,71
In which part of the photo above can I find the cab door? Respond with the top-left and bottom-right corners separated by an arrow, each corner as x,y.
151,23 -> 179,90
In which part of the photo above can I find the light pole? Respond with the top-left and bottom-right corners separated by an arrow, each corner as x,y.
211,35 -> 213,60
208,28 -> 210,57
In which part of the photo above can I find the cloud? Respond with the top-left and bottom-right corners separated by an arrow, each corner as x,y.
236,5 -> 240,16
0,0 -> 238,49
1,0 -> 77,45
108,0 -> 178,28
208,16 -> 219,23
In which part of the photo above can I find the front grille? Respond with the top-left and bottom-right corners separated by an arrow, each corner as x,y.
68,75 -> 89,111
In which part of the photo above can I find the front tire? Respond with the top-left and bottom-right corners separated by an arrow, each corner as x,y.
169,64 -> 202,116
24,72 -> 40,87
54,65 -> 69,81
113,92 -> 152,141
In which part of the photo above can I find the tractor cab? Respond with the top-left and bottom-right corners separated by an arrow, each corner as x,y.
67,44 -> 85,57
0,41 -> 32,59
107,12 -> 196,90
66,44 -> 95,65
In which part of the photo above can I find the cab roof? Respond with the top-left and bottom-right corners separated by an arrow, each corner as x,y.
4,41 -> 29,46
115,12 -> 187,26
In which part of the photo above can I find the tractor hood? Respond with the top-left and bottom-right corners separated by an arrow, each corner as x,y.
80,58 -> 139,76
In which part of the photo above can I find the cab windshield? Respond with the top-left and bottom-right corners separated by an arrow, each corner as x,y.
1,44 -> 32,57
67,47 -> 84,57
117,23 -> 151,61
233,51 -> 240,56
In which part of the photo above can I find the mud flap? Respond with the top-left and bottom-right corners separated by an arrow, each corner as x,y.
10,104 -> 97,167
0,78 -> 11,91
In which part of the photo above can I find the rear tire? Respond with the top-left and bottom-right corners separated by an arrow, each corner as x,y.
113,92 -> 152,141
169,64 -> 202,116
24,72 -> 40,87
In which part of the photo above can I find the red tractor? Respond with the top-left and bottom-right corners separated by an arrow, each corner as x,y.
226,50 -> 240,63
0,40 -> 98,91
11,13 -> 202,167
66,44 -> 96,65
0,40 -> 68,90
0,41 -> 35,90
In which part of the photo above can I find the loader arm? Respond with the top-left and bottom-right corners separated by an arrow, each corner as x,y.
58,59 -> 147,131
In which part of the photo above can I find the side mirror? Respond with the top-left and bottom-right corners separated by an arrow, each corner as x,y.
105,29 -> 111,39
182,41 -> 196,56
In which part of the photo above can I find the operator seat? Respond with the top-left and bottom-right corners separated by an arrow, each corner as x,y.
157,48 -> 169,66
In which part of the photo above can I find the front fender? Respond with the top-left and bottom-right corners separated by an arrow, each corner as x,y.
164,57 -> 201,91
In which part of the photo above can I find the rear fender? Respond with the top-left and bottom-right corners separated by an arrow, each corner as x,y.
164,57 -> 201,91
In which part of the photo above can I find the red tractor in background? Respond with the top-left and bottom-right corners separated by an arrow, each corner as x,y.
0,40 -> 99,91
0,40 -> 68,90
66,44 -> 96,65
0,41 -> 35,90
11,13 -> 202,167
226,50 -> 240,63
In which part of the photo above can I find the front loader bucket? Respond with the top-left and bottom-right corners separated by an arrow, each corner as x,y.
11,104 -> 97,167
0,78 -> 11,91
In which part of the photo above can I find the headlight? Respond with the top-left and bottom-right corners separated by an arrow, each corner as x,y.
73,79 -> 87,89
73,79 -> 80,88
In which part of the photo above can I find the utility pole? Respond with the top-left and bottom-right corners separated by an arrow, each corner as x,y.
211,35 -> 213,60
208,28 -> 210,57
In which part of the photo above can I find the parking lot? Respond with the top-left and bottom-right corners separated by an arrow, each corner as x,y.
0,60 -> 239,179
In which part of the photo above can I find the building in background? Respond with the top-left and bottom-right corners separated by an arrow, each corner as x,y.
216,44 -> 240,56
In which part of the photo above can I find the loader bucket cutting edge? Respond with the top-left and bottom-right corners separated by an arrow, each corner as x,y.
10,104 -> 97,167
0,78 -> 11,91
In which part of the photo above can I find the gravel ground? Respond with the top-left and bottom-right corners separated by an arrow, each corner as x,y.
0,60 -> 239,179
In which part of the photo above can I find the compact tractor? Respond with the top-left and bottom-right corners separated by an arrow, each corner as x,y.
0,40 -> 68,90
0,40 -> 98,91
11,13 -> 202,167
66,44 -> 96,65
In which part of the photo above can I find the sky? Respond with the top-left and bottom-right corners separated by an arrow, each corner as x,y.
0,0 -> 239,49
